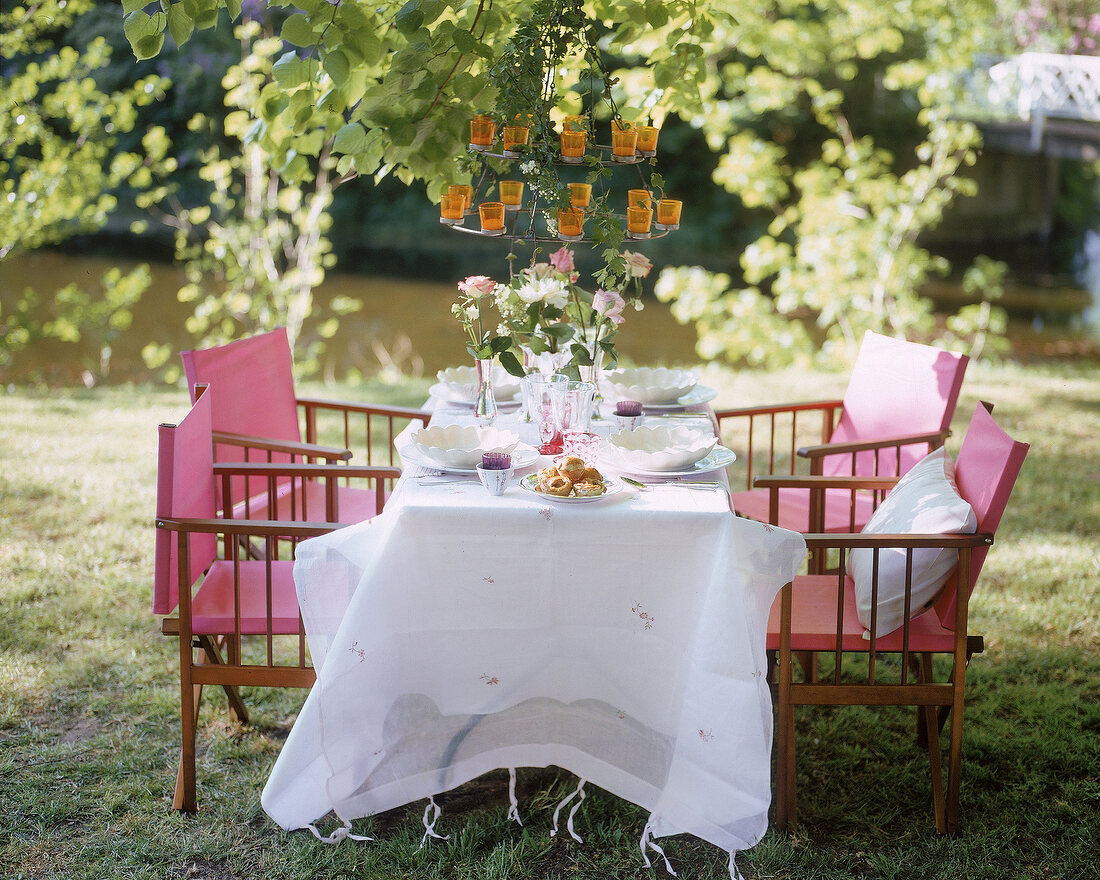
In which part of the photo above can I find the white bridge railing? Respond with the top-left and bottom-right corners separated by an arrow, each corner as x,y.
981,52 -> 1100,149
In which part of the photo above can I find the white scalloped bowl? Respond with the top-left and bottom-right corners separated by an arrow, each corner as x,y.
436,365 -> 522,403
608,425 -> 718,471
603,366 -> 698,405
412,424 -> 520,468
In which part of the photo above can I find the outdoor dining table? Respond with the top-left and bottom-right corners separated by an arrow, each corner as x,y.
261,388 -> 806,876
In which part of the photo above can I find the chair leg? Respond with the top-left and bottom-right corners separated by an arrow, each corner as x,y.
198,635 -> 249,724
945,664 -> 968,835
774,649 -> 797,829
175,639 -> 199,812
917,654 -> 947,834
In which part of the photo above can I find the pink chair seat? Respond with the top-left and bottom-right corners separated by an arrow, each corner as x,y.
191,560 -> 303,636
765,574 -> 956,654
733,486 -> 879,533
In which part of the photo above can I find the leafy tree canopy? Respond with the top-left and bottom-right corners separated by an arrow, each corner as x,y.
121,0 -> 1019,365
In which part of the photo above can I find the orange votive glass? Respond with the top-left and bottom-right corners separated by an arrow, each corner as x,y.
628,188 -> 652,209
479,201 -> 505,232
568,182 -> 592,208
611,128 -> 638,160
563,114 -> 586,133
636,125 -> 659,155
627,205 -> 653,236
657,198 -> 683,226
502,125 -> 529,154
440,193 -> 465,224
560,129 -> 586,161
499,180 -> 524,209
470,115 -> 496,149
448,184 -> 473,212
558,208 -> 584,239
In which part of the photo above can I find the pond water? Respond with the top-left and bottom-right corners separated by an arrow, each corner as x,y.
0,251 -> 701,385
3,250 -> 1097,386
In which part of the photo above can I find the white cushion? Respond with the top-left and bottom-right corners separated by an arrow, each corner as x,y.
850,447 -> 977,635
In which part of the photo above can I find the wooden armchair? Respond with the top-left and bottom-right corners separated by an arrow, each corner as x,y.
154,391 -> 398,810
716,330 -> 969,532
768,403 -> 1029,833
180,328 -> 428,523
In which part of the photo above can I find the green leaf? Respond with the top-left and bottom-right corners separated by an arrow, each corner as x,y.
489,335 -> 512,354
166,3 -> 194,47
122,0 -> 148,13
333,122 -> 367,154
453,28 -> 478,54
645,0 -> 668,28
499,350 -> 524,377
182,0 -> 218,29
388,118 -> 416,146
124,11 -> 166,59
395,0 -> 424,35
272,51 -> 312,89
325,48 -> 350,87
281,13 -> 315,48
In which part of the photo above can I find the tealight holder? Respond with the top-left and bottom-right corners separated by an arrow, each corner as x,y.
476,462 -> 514,496
614,399 -> 644,431
481,452 -> 513,470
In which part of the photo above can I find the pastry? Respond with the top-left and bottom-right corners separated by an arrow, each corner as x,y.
572,480 -> 606,497
555,455 -> 586,483
543,475 -> 574,496
582,466 -> 602,482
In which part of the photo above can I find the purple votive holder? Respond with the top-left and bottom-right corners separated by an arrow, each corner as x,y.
481,452 -> 513,470
615,399 -> 643,417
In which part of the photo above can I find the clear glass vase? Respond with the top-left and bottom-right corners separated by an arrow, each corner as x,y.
474,358 -> 498,426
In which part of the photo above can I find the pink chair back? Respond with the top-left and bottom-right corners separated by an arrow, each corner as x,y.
826,330 -> 969,478
933,402 -> 1029,628
153,390 -> 218,615
180,328 -> 302,445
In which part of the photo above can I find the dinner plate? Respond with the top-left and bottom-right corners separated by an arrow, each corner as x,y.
428,382 -> 522,408
400,443 -> 540,474
610,445 -> 736,477
638,385 -> 718,412
520,474 -> 623,503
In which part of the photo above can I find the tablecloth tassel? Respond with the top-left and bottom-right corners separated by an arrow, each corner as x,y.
418,795 -> 451,849
549,777 -> 586,843
507,767 -> 524,826
306,819 -> 374,844
728,850 -> 746,880
639,816 -> 677,876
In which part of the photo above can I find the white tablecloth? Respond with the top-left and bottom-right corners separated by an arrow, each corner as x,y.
262,399 -> 806,870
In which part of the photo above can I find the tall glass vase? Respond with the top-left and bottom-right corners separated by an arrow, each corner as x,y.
474,358 -> 498,426
578,335 -> 605,421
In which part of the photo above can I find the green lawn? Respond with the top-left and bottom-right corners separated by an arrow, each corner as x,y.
2,361 -> 1098,880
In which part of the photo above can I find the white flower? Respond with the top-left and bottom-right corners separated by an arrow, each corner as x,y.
516,277 -> 569,309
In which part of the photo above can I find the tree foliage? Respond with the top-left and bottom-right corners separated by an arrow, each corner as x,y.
1,0 -> 170,381
121,0 -> 1023,366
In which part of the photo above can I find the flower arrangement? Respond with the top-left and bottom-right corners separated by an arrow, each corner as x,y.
454,245 -> 653,378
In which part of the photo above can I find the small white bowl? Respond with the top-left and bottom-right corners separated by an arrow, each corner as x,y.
436,365 -> 522,403
412,425 -> 520,468
608,425 -> 718,471
603,367 -> 698,405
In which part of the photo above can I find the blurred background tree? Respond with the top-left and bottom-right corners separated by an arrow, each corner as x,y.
1,0 -> 168,381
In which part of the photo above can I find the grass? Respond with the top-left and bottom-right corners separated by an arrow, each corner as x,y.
1,361 -> 1098,880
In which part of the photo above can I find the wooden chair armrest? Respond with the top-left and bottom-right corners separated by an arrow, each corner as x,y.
713,399 -> 844,420
754,475 -> 900,492
211,430 -> 352,462
154,516 -> 344,538
296,397 -> 431,423
797,429 -> 949,460
213,463 -> 403,480
801,532 -> 994,550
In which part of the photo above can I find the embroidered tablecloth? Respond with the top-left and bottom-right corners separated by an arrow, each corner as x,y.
262,401 -> 806,871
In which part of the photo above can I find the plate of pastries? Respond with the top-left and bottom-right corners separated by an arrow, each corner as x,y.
520,456 -> 621,503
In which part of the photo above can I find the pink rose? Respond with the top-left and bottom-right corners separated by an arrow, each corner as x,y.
593,288 -> 626,325
549,247 -> 576,274
458,275 -> 496,297
621,250 -> 653,279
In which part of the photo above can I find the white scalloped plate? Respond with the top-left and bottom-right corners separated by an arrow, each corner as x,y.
520,474 -> 623,503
